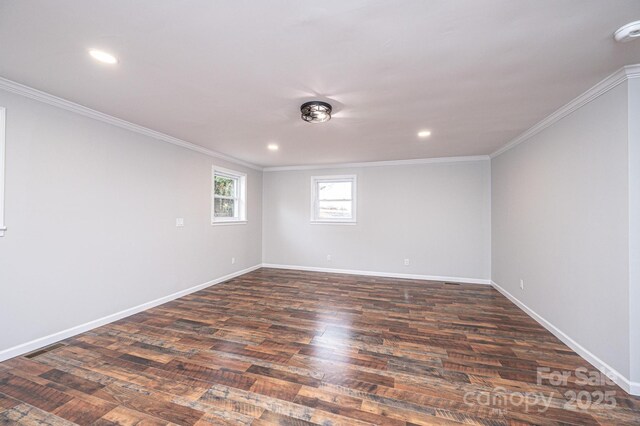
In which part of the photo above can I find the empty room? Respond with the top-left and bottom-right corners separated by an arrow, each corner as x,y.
1,1 -> 640,424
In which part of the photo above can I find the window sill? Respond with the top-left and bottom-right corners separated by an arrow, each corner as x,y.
310,221 -> 357,225
212,220 -> 247,226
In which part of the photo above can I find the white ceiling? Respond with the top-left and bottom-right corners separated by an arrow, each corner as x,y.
1,1 -> 639,167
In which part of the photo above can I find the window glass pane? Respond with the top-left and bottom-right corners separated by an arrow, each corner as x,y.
318,181 -> 352,200
214,198 -> 236,217
214,175 -> 236,197
318,200 -> 352,219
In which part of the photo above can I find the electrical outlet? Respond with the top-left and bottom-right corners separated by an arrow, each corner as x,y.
326,255 -> 331,262
404,259 -> 410,266
520,279 -> 524,290
176,218 -> 184,227
231,257 -> 236,264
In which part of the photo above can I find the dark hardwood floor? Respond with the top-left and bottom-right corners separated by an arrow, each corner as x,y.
1,268 -> 639,425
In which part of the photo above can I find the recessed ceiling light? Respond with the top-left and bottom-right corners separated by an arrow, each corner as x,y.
418,130 -> 432,138
267,144 -> 279,151
89,49 -> 118,64
301,101 -> 332,124
614,21 -> 640,42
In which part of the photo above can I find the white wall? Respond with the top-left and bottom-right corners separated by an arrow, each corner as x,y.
0,88 -> 262,356
628,78 -> 640,386
491,82 -> 631,379
1,69 -> 637,394
263,160 -> 491,282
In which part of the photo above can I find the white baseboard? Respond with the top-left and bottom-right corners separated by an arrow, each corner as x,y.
261,263 -> 491,285
491,280 -> 640,396
0,264 -> 262,363
5,265 -> 635,396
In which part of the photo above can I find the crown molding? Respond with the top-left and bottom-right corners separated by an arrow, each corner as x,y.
0,77 -> 262,171
8,63 -> 637,170
491,64 -> 640,159
263,155 -> 490,172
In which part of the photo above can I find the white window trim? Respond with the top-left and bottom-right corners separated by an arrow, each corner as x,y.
0,107 -> 6,237
310,174 -> 357,224
212,166 -> 247,225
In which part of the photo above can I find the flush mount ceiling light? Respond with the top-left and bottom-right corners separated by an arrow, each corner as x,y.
418,130 -> 432,138
614,21 -> 640,42
267,143 -> 279,151
88,49 -> 118,64
301,101 -> 332,124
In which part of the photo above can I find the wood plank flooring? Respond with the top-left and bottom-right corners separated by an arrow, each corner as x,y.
1,268 -> 639,425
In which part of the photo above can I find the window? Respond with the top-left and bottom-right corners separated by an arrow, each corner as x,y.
311,175 -> 357,223
0,107 -> 5,237
212,167 -> 246,224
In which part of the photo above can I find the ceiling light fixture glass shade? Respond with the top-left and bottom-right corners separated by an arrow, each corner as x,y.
301,101 -> 332,123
